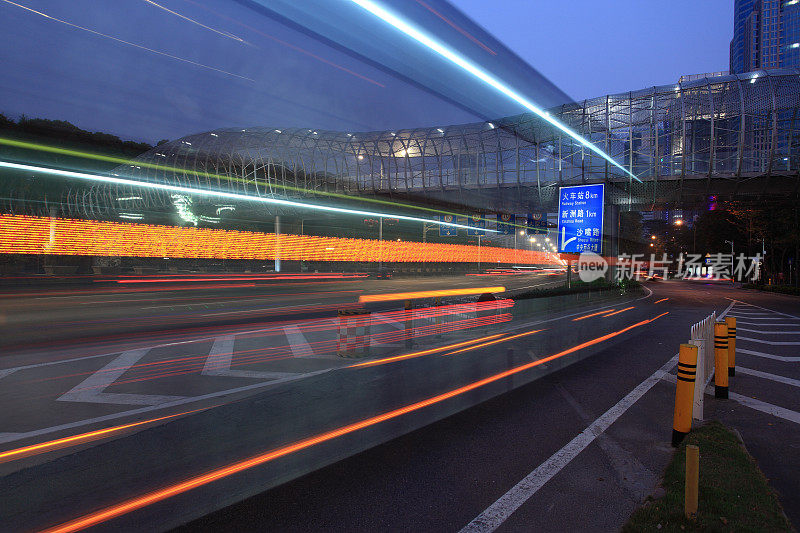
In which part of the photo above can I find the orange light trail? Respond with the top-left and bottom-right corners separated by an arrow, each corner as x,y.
0,214 -> 549,265
443,328 -> 545,355
603,306 -> 635,317
0,409 -> 204,464
41,312 -> 669,533
572,309 -> 615,321
653,298 -> 669,304
359,286 -> 505,303
348,334 -> 504,368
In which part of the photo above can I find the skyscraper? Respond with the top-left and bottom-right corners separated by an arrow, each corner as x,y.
730,0 -> 800,74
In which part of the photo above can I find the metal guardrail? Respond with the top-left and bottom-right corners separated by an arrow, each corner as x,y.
689,311 -> 717,421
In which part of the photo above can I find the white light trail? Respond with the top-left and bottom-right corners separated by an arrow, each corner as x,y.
0,161 -> 495,232
348,0 -> 641,182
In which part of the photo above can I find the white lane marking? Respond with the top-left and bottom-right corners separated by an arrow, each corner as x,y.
725,298 -> 800,320
203,335 -> 298,379
724,390 -> 800,424
737,327 -> 800,335
664,373 -> 800,425
729,317 -> 800,322
737,348 -> 800,362
58,349 -> 187,406
738,336 -> 800,346
0,369 -> 332,445
283,326 -> 315,357
459,297 -> 732,533
459,354 -> 679,533
737,366 -> 800,388
0,368 -> 17,380
735,321 -> 800,327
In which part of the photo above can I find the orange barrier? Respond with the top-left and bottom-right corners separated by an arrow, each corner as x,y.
358,286 -> 506,303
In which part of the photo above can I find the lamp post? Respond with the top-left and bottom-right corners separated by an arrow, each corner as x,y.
724,239 -> 734,282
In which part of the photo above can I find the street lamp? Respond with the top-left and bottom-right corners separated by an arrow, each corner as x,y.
724,239 -> 734,282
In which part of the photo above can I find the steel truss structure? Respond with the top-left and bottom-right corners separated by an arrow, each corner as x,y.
67,69 -> 800,218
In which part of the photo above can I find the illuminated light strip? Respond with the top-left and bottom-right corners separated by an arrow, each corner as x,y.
348,0 -> 641,183
0,214 -> 549,264
603,306 -> 635,317
0,409 -> 205,464
0,161 -> 493,232
0,138 -> 466,221
653,298 -> 668,304
41,312 -> 669,533
349,334 -> 504,368
572,309 -> 615,321
443,328 -> 544,355
358,286 -> 505,303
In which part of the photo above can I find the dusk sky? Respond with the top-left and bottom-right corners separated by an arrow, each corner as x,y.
0,0 -> 734,144
452,0 -> 733,101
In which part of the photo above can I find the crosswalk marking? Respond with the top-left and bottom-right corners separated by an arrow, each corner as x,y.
737,327 -> 800,335
58,348 -> 187,406
282,326 -> 315,357
203,335 -> 298,379
737,366 -> 800,388
737,348 -> 800,362
737,336 -> 800,345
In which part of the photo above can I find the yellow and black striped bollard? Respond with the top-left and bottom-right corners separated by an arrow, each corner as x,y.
714,321 -> 729,399
672,343 -> 698,447
726,316 -> 737,376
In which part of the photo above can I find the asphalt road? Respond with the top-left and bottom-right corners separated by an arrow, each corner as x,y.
0,272 -> 564,350
1,278 -> 797,532
177,281 -> 800,533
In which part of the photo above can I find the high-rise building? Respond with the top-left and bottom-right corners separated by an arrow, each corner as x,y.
730,0 -> 800,74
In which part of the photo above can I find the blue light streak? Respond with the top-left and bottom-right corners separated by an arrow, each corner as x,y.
0,161 -> 496,232
348,0 -> 641,183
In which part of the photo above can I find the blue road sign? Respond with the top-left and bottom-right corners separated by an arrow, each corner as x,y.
496,213 -> 515,235
467,214 -> 486,236
557,184 -> 604,253
526,212 -> 548,235
439,215 -> 458,236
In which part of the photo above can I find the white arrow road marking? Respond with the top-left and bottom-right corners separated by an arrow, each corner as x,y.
561,226 -> 576,249
58,348 -> 187,406
282,326 -> 315,357
203,335 -> 298,379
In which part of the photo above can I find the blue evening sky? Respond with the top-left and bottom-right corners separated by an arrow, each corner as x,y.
451,0 -> 733,100
0,0 -> 733,143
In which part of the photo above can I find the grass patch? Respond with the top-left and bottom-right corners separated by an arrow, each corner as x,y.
624,421 -> 793,532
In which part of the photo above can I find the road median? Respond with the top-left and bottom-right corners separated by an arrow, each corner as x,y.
624,421 -> 792,532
